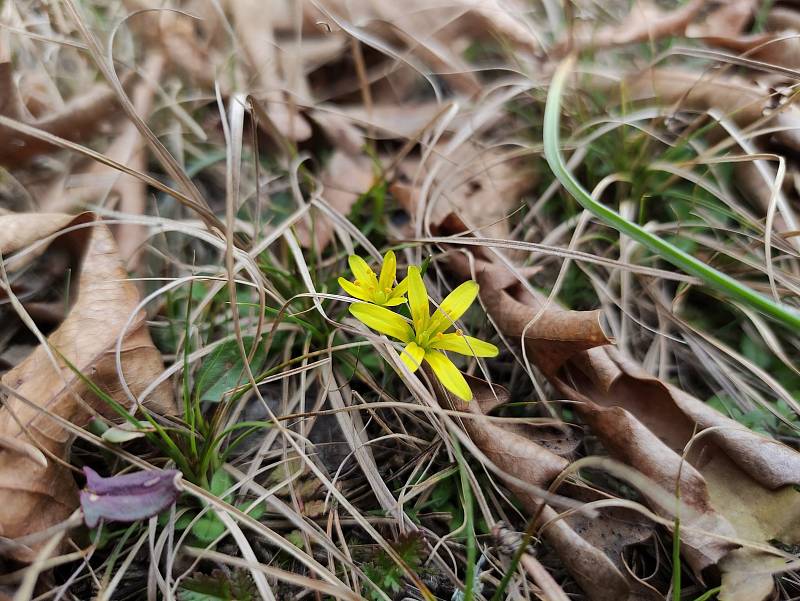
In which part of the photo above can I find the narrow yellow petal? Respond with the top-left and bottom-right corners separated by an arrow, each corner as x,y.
348,255 -> 378,288
424,350 -> 472,401
378,250 -> 397,291
429,280 -> 479,334
431,333 -> 498,357
383,297 -> 406,307
406,266 -> 429,329
350,303 -> 413,342
338,277 -> 371,302
392,275 -> 409,297
400,342 -> 425,373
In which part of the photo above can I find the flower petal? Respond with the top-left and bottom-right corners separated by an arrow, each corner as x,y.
429,280 -> 479,334
392,275 -> 409,298
383,297 -> 406,306
338,277 -> 371,302
424,350 -> 472,401
350,303 -> 413,341
400,342 -> 425,373
430,333 -> 499,357
348,255 -> 378,288
407,266 -> 429,329
81,467 -> 183,528
378,250 -> 397,291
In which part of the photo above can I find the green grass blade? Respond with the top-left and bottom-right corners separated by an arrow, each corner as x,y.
543,55 -> 800,330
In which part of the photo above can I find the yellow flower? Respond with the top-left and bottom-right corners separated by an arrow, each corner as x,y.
349,265 -> 498,401
338,251 -> 409,307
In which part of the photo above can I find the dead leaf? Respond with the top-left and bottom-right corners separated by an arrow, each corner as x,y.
308,107 -> 366,157
766,7 -> 800,32
439,377 -> 656,601
337,102 -> 453,140
559,0 -> 704,53
426,212 -> 800,597
229,0 -> 312,142
0,212 -> 176,558
518,552 -> 570,601
448,381 -> 569,488
296,151 -> 375,250
615,68 -> 800,152
392,144 -> 536,244
686,0 -> 757,39
45,54 -> 164,269
0,72 -> 128,165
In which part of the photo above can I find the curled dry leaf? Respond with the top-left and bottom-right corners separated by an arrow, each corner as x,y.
439,376 -> 655,601
0,212 -> 176,559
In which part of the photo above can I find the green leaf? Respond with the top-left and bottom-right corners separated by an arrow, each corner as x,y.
195,337 -> 266,403
178,569 -> 255,601
191,513 -> 226,545
210,468 -> 235,503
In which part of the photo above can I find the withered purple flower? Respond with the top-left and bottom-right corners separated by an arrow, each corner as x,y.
80,466 -> 183,528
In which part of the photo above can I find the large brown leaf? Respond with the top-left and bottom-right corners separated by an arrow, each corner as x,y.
0,212 -> 175,559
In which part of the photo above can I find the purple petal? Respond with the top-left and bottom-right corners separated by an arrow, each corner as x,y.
81,467 -> 183,528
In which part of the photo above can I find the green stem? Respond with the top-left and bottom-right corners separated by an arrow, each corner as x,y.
453,437 -> 476,601
693,586 -> 721,601
543,55 -> 800,329
672,515 -> 681,601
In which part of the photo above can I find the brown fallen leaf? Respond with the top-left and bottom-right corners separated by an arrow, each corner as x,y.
335,102 -> 454,141
308,107 -> 366,157
424,208 -> 800,597
558,0 -> 704,54
228,0 -> 312,142
686,0 -> 757,39
296,151 -> 375,251
438,376 -> 656,601
309,0 -> 539,55
518,552 -> 570,601
0,69 -> 128,165
614,68 -> 800,152
44,54 -> 164,269
447,379 -> 569,488
0,58 -> 25,123
767,6 -> 800,32
0,212 -> 176,558
392,144 -> 535,246
122,1 -> 218,87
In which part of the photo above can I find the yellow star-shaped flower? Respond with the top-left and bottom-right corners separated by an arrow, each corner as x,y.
338,250 -> 408,307
349,265 -> 498,401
